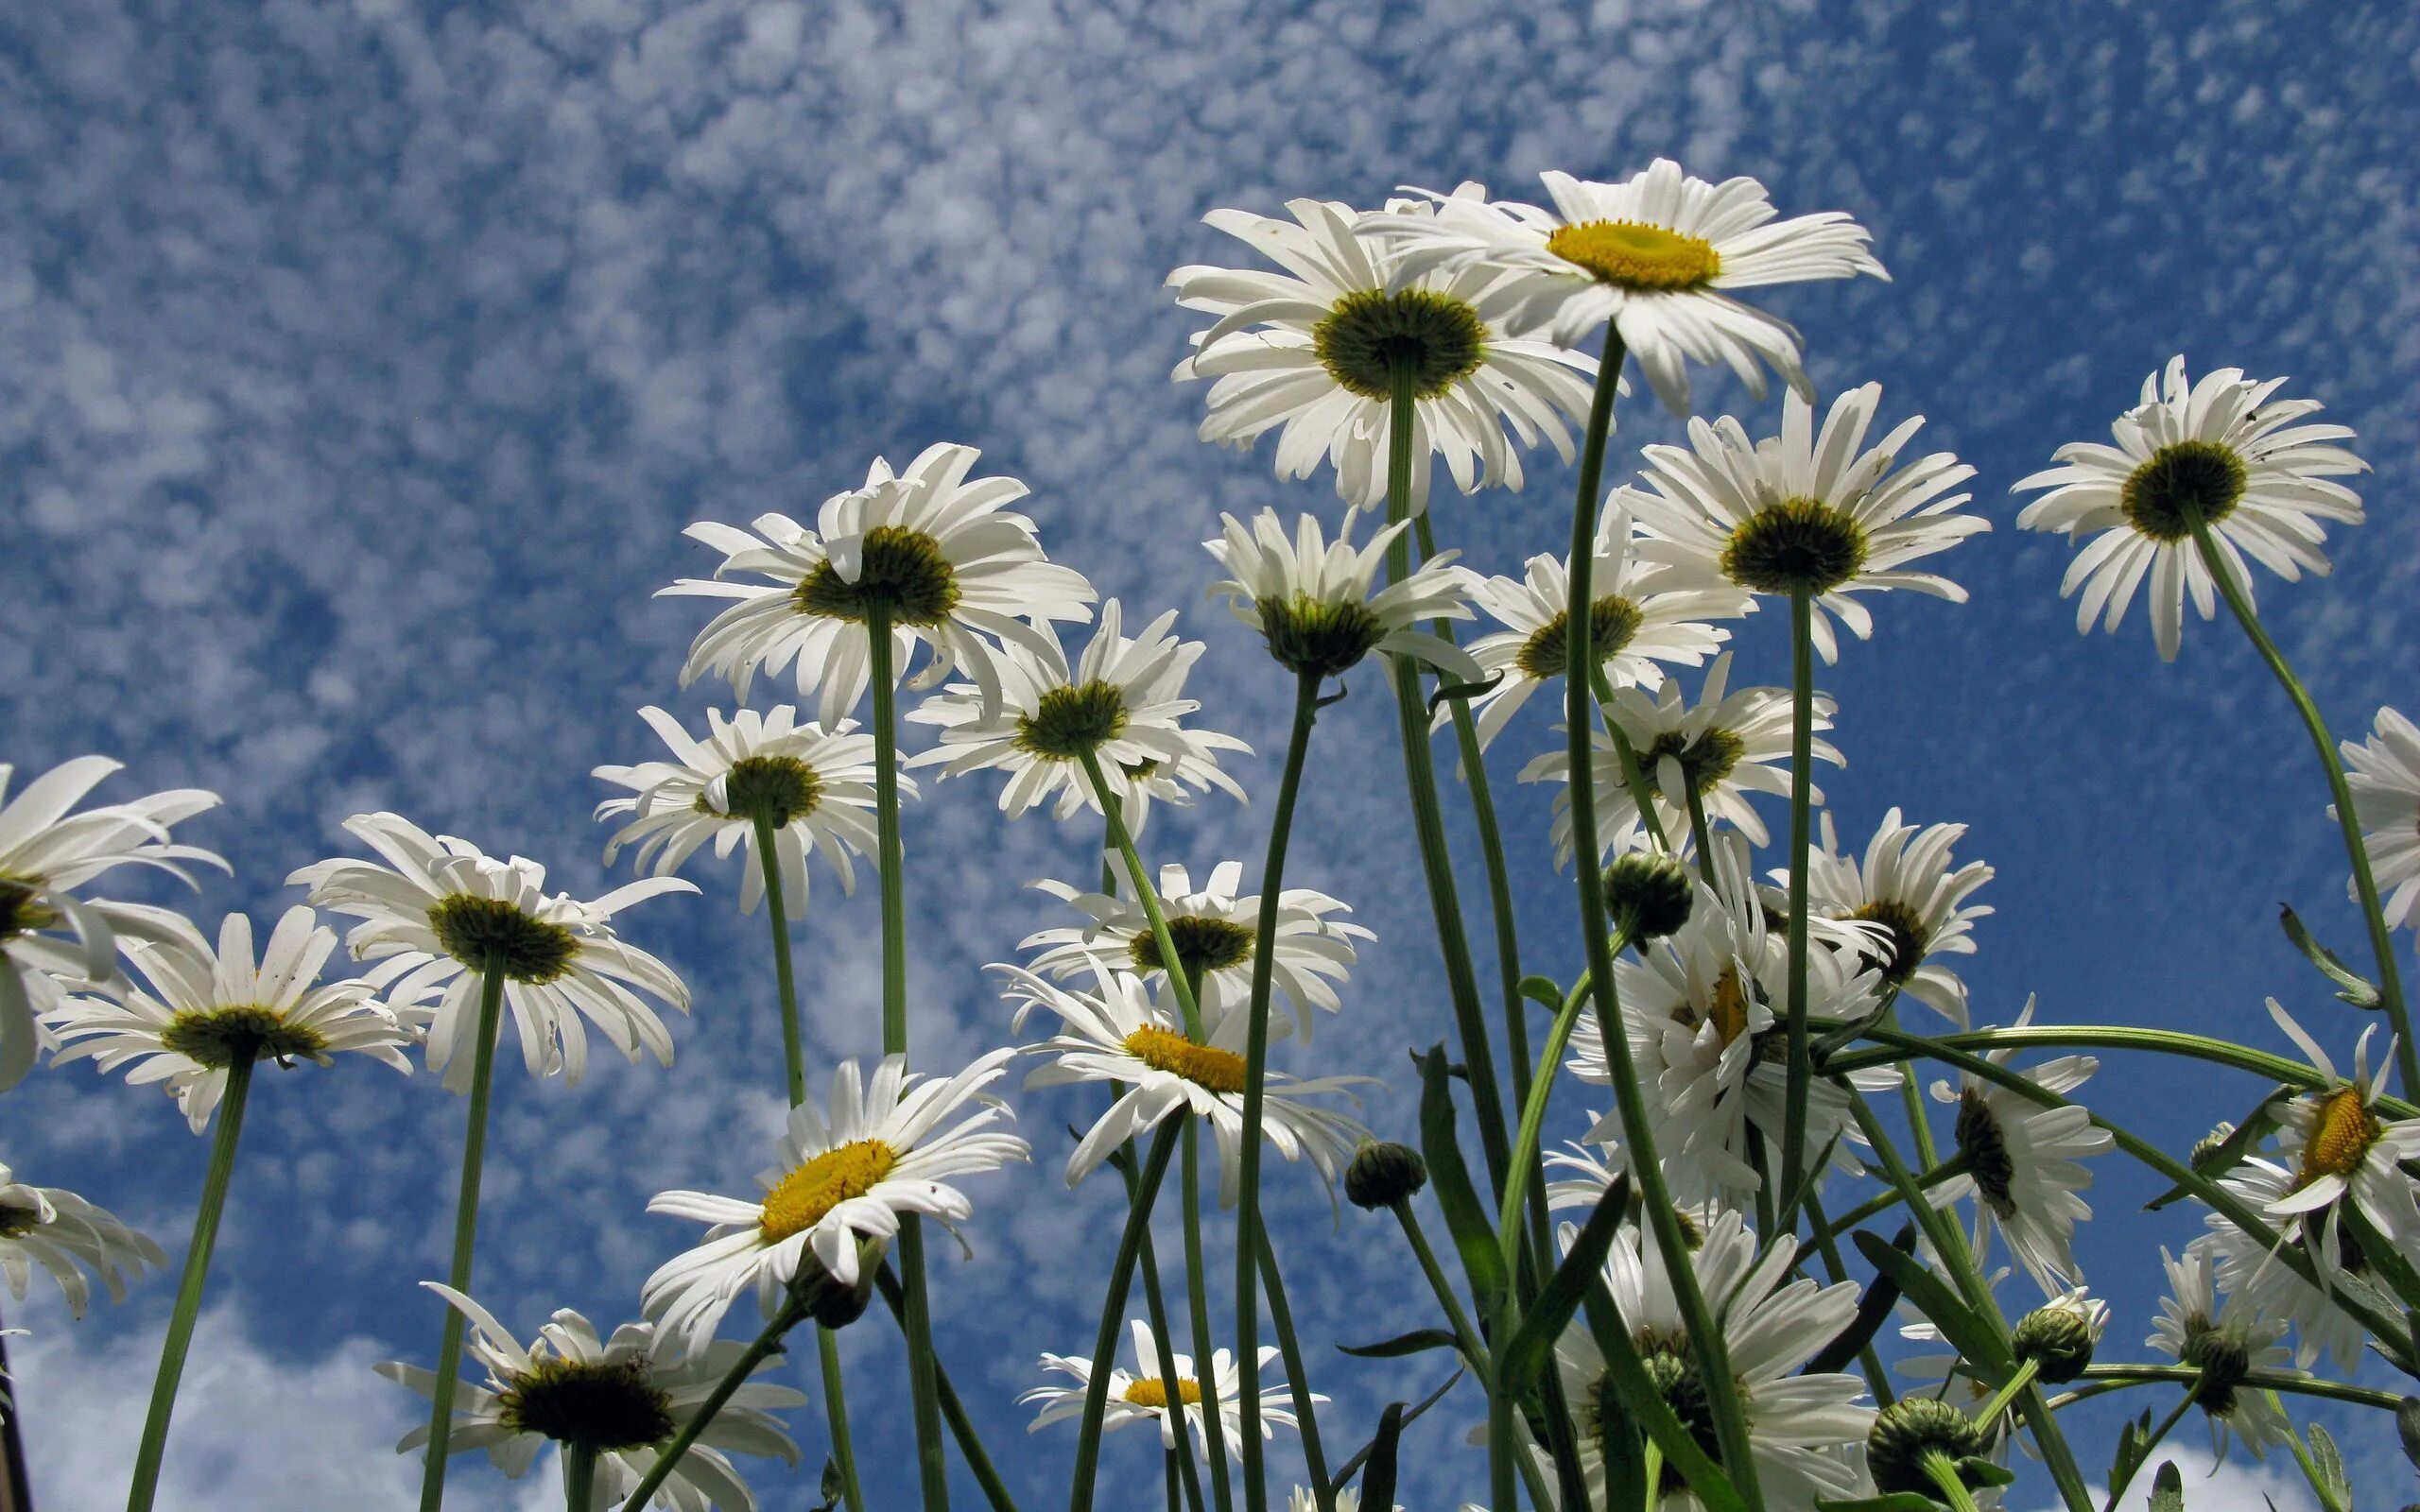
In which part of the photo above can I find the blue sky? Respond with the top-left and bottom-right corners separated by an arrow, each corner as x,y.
3,0 -> 2416,1507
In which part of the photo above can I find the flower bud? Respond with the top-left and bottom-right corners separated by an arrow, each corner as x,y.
1866,1397 -> 1987,1496
1344,1141 -> 1427,1211
2012,1291 -> 2104,1383
1601,851 -> 1692,941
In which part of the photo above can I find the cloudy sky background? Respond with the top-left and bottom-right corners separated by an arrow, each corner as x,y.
4,0 -> 2416,1507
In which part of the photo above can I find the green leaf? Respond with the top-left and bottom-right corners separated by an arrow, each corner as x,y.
1853,1228 -> 2012,1376
1495,1174 -> 1631,1397
2146,1088 -> 2290,1210
1595,1376 -> 1647,1512
813,1457 -> 844,1511
2107,1408 -> 2156,1504
1359,1402 -> 1404,1512
2281,902 -> 2382,1009
2397,1394 -> 2420,1469
1814,1497 -> 1945,1512
1417,1043 -> 1510,1311
1520,975 -> 1565,1013
1427,670 -> 1505,717
1332,1368 -> 1459,1488
1336,1328 -> 1461,1360
2305,1421 -> 2351,1505
2147,1459 -> 2185,1512
1806,1223 -> 1913,1375
1957,1454 -> 2016,1487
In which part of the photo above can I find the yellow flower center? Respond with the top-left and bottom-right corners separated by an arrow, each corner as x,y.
1545,221 -> 1720,291
760,1139 -> 897,1243
1707,963 -> 1751,1050
1123,1025 -> 1248,1095
1122,1377 -> 1204,1409
2297,1088 -> 2379,1187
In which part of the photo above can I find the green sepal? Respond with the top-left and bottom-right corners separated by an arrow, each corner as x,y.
1417,1043 -> 1510,1312
1853,1228 -> 2013,1377
1494,1174 -> 1632,1398
2280,902 -> 2382,1009
1336,1329 -> 1460,1360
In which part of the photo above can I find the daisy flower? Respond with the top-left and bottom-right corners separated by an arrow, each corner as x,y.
2202,1156 -> 2401,1375
1020,1317 -> 1314,1463
2257,999 -> 2420,1255
1444,493 -> 1747,753
2148,1239 -> 2298,1461
1928,998 -> 2112,1294
2013,356 -> 2367,662
0,756 -> 224,1090
1203,508 -> 1480,683
1789,807 -> 1994,1027
1364,160 -> 1889,416
999,962 -> 1372,1206
906,600 -> 1249,830
0,1160 -> 164,1315
2336,705 -> 2420,929
1627,384 -> 1985,662
1551,1210 -> 1873,1510
642,1051 -> 1027,1360
45,906 -> 412,1131
377,1284 -> 804,1511
1018,861 -> 1372,1040
1523,652 -> 1837,863
593,706 -> 888,916
664,442 -> 1096,723
289,813 -> 696,1091
1169,188 -> 1598,515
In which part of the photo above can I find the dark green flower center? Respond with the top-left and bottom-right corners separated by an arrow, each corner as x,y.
2182,1322 -> 2251,1415
1719,496 -> 1869,595
1015,680 -> 1131,761
1955,1087 -> 2016,1217
1258,595 -> 1387,679
427,895 -> 579,983
1515,596 -> 1645,680
1129,914 -> 1256,979
0,1201 -> 43,1239
707,754 -> 823,828
1311,288 -> 1488,401
1593,1349 -> 1721,1491
1847,897 -> 1930,985
2121,440 -> 2246,541
498,1356 -> 677,1452
1634,728 -> 1746,799
159,1006 -> 329,1070
792,525 -> 961,628
0,879 -> 57,942
1867,1397 -> 1989,1496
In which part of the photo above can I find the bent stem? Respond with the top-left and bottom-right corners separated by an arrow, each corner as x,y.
1071,1120 -> 1185,1512
126,1057 -> 255,1512
417,966 -> 509,1512
1777,584 -> 1816,1230
1495,967 -> 1609,1253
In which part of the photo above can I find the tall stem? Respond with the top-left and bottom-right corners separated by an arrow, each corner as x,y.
1778,585 -> 1816,1229
125,1057 -> 254,1512
417,966 -> 508,1512
1495,968 -> 1606,1251
1252,1230 -> 1328,1512
1076,755 -> 1202,1038
1181,1123 -> 1236,1512
562,1443 -> 598,1512
1136,1235 -> 1211,1512
816,1330 -> 868,1512
1071,1121 -> 1184,1512
619,1291 -> 811,1509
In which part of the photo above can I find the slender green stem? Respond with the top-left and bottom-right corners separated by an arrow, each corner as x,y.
871,1264 -> 1021,1512
2187,516 -> 2417,1098
1181,1124 -> 1236,1512
1808,1155 -> 1968,1243
1973,1358 -> 2041,1425
1077,750 -> 1204,1039
1389,1201 -> 1512,1512
1799,1191 -> 1894,1407
1923,1452 -> 1982,1512
1590,674 -> 1672,854
1072,1121 -> 1185,1512
1253,1230 -> 1328,1512
620,1290 -> 811,1509
1165,1452 -> 1184,1512
2048,1367 -> 2405,1413
417,966 -> 509,1512
1778,586 -> 1816,1231
1495,967 -> 1609,1251
752,812 -> 809,1108
1135,1234 -> 1210,1512
126,1057 -> 255,1512
562,1442 -> 598,1512
816,1329 -> 869,1512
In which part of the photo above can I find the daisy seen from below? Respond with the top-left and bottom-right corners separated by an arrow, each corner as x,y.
1169,187 -> 1598,515
1019,1317 -> 1314,1463
1789,807 -> 1994,1027
0,1160 -> 164,1315
47,905 -> 412,1131
2258,998 -> 2420,1258
1550,1209 -> 1873,1510
663,442 -> 1096,723
1204,507 -> 1480,684
290,812 -> 697,1091
2148,1239 -> 2298,1461
1363,159 -> 1889,415
0,755 -> 224,1090
998,961 -> 1372,1206
1627,383 -> 1986,662
2203,1155 -> 2401,1376
906,599 -> 1248,830
1445,493 -> 1747,754
2336,705 -> 2420,929
593,705 -> 888,916
377,1284 -> 804,1511
642,1050 -> 1028,1360
1019,861 -> 1371,1040
2013,355 -> 2367,662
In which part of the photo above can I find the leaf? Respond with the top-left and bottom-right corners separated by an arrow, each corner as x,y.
1336,1328 -> 1461,1360
2107,1407 -> 2156,1504
2398,1394 -> 2420,1469
1853,1228 -> 2013,1376
1359,1402 -> 1405,1512
1332,1367 -> 1461,1488
1427,669 -> 1505,717
1957,1454 -> 2016,1487
1574,1287 -> 1747,1512
1814,1497 -> 1945,1512
2145,1088 -> 2290,1210
1806,1224 -> 1913,1375
1594,1375 -> 1648,1512
2147,1459 -> 2185,1512
2305,1422 -> 2351,1506
1520,974 -> 1565,1013
813,1457 -> 844,1511
1495,1174 -> 1632,1397
2281,902 -> 2381,1009
1417,1043 -> 1510,1311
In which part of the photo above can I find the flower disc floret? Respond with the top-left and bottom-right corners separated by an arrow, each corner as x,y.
1514,595 -> 1646,680
1636,727 -> 1746,798
1259,596 -> 1389,679
426,894 -> 579,984
1847,897 -> 1930,986
2119,439 -> 2247,541
1129,914 -> 1257,977
1955,1087 -> 2018,1216
1122,1376 -> 1205,1409
498,1356 -> 678,1451
792,524 -> 961,627
1125,1025 -> 1248,1095
2296,1087 -> 2379,1187
1014,679 -> 1131,761
1310,287 -> 1489,400
1718,497 -> 1871,595
157,1006 -> 330,1069
760,1140 -> 899,1244
1545,220 -> 1721,291
713,753 -> 823,827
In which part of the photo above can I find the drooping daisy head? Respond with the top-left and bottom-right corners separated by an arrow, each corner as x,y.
1628,384 -> 1985,662
0,756 -> 225,1091
288,813 -> 696,1092
1019,861 -> 1372,1041
1019,1316 -> 1313,1463
2014,356 -> 2367,662
664,443 -> 1098,722
376,1284 -> 804,1511
642,1050 -> 1027,1361
1363,161 -> 1889,415
907,600 -> 1249,832
45,905 -> 413,1131
1790,807 -> 1994,1027
2337,705 -> 2420,930
2147,1239 -> 2297,1462
1170,188 -> 1599,515
2203,1152 -> 2401,1375
2259,999 -> 2420,1263
0,1160 -> 165,1317
1204,508 -> 1480,684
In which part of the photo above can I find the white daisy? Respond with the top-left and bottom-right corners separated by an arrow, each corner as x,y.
2203,1156 -> 2402,1375
1928,999 -> 2112,1294
999,961 -> 1372,1206
1363,160 -> 1889,416
642,1051 -> 1027,1361
2014,356 -> 2367,662
1443,493 -> 1747,754
664,442 -> 1097,723
906,600 -> 1249,831
1170,188 -> 1598,515
1203,508 -> 1480,683
0,756 -> 224,1090
1552,1210 -> 1873,1510
2257,999 -> 2420,1255
1523,651 -> 1837,863
0,1160 -> 165,1316
1627,384 -> 1985,662
1019,1316 -> 1314,1463
593,706 -> 888,916
2335,705 -> 2420,929
289,813 -> 696,1091
2148,1239 -> 2298,1461
45,906 -> 412,1131
377,1284 -> 804,1512
1018,861 -> 1372,1040
1790,807 -> 1994,1027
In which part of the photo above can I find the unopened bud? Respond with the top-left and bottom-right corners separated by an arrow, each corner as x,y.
2012,1292 -> 2104,1384
1867,1397 -> 1987,1496
1344,1142 -> 1427,1211
1602,851 -> 1692,941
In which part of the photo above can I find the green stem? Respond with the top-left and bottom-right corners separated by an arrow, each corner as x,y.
1389,1201 -> 1512,1512
817,1329 -> 869,1512
619,1289 -> 811,1509
1923,1451 -> 1982,1512
2072,1364 -> 2404,1411
2187,515 -> 2418,1099
1253,1230 -> 1329,1512
1077,751 -> 1204,1039
1135,1234 -> 1211,1512
2098,1393 -> 2196,1512
1973,1357 -> 2040,1425
1495,968 -> 1609,1251
1182,1123 -> 1236,1512
1799,1191 -> 1894,1407
1808,1155 -> 1968,1244
872,1264 -> 1020,1512
417,966 -> 509,1512
752,812 -> 809,1108
2277,1405 -> 2353,1512
1071,1121 -> 1184,1512
1590,674 -> 1672,855
126,1057 -> 255,1512
562,1442 -> 598,1512
1778,586 -> 1816,1231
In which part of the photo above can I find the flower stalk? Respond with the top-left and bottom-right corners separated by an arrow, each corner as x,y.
416,964 -> 509,1512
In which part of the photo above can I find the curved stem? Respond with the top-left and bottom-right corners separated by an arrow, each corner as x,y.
1495,967 -> 1610,1251
1071,1121 -> 1184,1512
562,1442 -> 598,1511
1807,1155 -> 1968,1244
1778,585 -> 1815,1230
1181,1123 -> 1236,1512
126,1057 -> 254,1512
1589,671 -> 1672,855
1075,753 -> 1203,1040
417,966 -> 508,1512
2066,1364 -> 2404,1411
620,1290 -> 811,1509
1136,1233 -> 1211,1512
1253,1229 -> 1329,1512
1923,1452 -> 1982,1512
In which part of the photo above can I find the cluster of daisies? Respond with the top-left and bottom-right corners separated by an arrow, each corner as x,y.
3,151 -> 2414,1512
